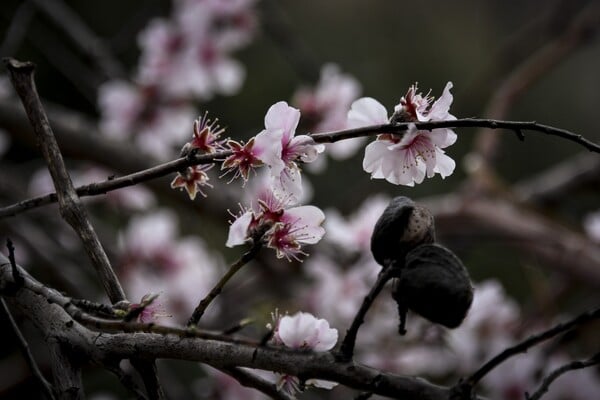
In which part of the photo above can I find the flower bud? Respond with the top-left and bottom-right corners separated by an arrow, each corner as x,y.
393,243 -> 473,329
371,196 -> 435,268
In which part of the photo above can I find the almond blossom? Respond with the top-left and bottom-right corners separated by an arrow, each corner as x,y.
350,82 -> 457,186
225,188 -> 325,261
170,164 -> 213,200
270,311 -> 338,396
254,101 -> 324,201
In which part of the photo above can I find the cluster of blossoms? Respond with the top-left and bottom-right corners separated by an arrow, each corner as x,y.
170,112 -> 226,199
226,185 -> 325,261
116,210 -> 222,323
349,82 -> 457,186
98,0 -> 257,159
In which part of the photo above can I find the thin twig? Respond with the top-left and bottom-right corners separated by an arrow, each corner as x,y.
6,238 -> 23,286
465,307 -> 600,386
473,2 -> 600,161
526,353 -> 600,400
337,267 -> 396,361
220,366 -> 294,400
1,117 -> 598,220
0,297 -> 56,400
3,57 -> 126,303
188,241 -> 263,326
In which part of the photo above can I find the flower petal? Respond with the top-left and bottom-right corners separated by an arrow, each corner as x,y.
428,81 -> 455,121
264,101 -> 301,144
226,211 -> 253,247
348,97 -> 389,127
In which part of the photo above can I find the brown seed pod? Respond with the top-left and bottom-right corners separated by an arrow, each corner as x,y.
393,243 -> 473,329
371,196 -> 435,268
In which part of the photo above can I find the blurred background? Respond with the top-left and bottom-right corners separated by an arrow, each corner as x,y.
0,0 -> 599,399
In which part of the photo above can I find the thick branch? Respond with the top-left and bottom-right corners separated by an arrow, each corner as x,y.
3,57 -> 125,303
0,256 -> 463,400
47,339 -> 83,400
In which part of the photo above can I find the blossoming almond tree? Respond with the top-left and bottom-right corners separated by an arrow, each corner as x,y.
1,2 -> 600,400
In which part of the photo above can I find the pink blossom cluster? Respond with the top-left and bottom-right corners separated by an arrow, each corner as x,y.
98,0 -> 257,159
349,82 -> 457,186
116,209 -> 222,323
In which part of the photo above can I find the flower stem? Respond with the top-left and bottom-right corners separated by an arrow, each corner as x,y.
187,241 -> 262,326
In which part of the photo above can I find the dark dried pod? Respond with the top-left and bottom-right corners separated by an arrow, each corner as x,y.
393,243 -> 473,329
371,196 -> 435,268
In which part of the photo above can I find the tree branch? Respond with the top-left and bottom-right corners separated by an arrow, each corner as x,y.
3,57 -> 125,303
0,255 -> 468,400
338,267 -> 395,361
219,366 -> 293,400
188,241 -> 263,326
464,307 -> 600,387
1,118 -> 598,219
526,353 -> 600,400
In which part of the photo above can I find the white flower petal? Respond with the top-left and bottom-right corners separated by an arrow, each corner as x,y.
433,147 -> 456,178
428,81 -> 455,121
348,97 -> 389,128
226,211 -> 253,247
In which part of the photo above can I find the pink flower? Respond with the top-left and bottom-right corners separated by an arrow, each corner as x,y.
221,137 -> 269,182
225,189 -> 325,261
187,112 -> 226,154
350,82 -> 457,186
270,311 -> 338,395
170,164 -> 213,200
129,293 -> 170,323
254,101 -> 324,201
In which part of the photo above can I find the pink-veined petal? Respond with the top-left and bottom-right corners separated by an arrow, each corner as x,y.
347,97 -> 389,128
282,205 -> 325,245
254,128 -> 285,174
271,163 -> 304,204
264,101 -> 301,144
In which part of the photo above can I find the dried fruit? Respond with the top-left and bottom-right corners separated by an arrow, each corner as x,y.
371,196 -> 435,268
393,243 -> 473,330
